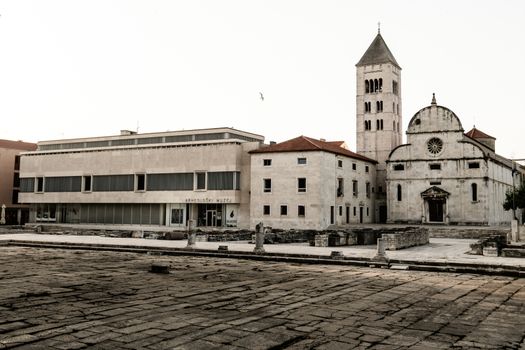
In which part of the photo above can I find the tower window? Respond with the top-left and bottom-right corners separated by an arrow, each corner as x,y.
379,78 -> 383,91
365,80 -> 369,93
376,120 -> 380,130
393,80 -> 399,95
365,102 -> 369,113
374,79 -> 379,92
397,184 -> 402,201
380,119 -> 384,130
471,183 -> 478,202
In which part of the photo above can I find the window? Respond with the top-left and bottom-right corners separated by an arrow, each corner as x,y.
365,80 -> 369,93
429,163 -> 441,170
263,205 -> 270,215
280,205 -> 288,216
339,206 -> 342,216
337,159 -> 343,168
337,178 -> 344,197
135,174 -> 146,191
297,178 -> 307,193
352,180 -> 358,196
263,159 -> 272,166
171,209 -> 184,224
366,182 -> 371,198
346,206 -> 350,224
365,165 -> 369,173
330,206 -> 334,224
353,207 -> 357,216
378,185 -> 383,193
393,80 -> 399,95
471,183 -> 478,202
397,184 -> 402,201
82,175 -> 92,192
195,172 -> 206,190
14,155 -> 20,171
365,102 -> 369,113
263,178 -> 272,193
36,177 -> 44,193
427,138 -> 444,155
367,207 -> 369,216
393,164 -> 405,171
298,205 -> 305,217
380,119 -> 383,130
352,163 -> 357,171
468,162 -> 480,169
297,157 -> 307,165
430,181 -> 441,185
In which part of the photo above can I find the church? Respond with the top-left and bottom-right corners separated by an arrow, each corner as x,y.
356,30 -> 524,225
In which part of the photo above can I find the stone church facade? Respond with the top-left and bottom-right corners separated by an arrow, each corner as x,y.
385,95 -> 522,225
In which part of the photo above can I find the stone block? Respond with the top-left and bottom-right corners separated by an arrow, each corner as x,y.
482,247 -> 498,257
131,230 -> 144,238
314,234 -> 328,247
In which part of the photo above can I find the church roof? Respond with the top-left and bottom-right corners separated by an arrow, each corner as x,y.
465,127 -> 495,140
250,136 -> 377,163
356,33 -> 400,68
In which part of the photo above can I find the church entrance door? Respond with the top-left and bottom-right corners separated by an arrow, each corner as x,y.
428,199 -> 444,222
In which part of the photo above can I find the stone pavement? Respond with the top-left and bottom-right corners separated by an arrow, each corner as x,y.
0,246 -> 524,349
1,233 -> 525,272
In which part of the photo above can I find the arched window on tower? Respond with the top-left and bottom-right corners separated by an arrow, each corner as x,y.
471,183 -> 478,202
397,104 -> 399,115
374,79 -> 378,92
376,120 -> 380,130
393,120 -> 395,130
380,101 -> 383,112
379,78 -> 383,91
393,102 -> 395,114
376,101 -> 380,112
365,80 -> 369,93
368,102 -> 371,112
364,102 -> 368,113
397,184 -> 402,201
380,119 -> 384,130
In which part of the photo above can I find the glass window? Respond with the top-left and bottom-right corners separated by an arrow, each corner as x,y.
365,165 -> 369,173
263,159 -> 272,166
352,180 -> 358,196
83,175 -> 92,192
263,205 -> 270,215
297,178 -> 306,193
337,160 -> 343,168
297,157 -> 307,165
135,174 -> 146,191
171,208 -> 184,224
298,205 -> 305,217
263,178 -> 272,193
36,177 -> 44,193
196,172 -> 206,190
280,205 -> 288,216
352,163 -> 357,171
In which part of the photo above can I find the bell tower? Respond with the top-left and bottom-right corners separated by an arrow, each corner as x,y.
356,29 -> 402,222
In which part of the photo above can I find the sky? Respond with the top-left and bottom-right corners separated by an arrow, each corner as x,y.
0,0 -> 524,160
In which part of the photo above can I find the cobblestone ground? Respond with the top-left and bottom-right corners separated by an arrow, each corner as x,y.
0,247 -> 524,349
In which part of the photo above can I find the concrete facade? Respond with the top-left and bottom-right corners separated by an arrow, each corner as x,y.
386,98 -> 524,225
249,137 -> 377,230
19,128 -> 263,229
0,139 -> 37,225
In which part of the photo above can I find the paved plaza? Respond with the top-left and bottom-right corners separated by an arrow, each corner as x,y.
0,246 -> 524,349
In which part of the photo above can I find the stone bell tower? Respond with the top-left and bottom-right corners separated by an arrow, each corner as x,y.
356,28 -> 402,222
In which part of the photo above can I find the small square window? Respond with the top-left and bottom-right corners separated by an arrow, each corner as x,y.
337,160 -> 343,168
263,205 -> 270,215
135,174 -> 146,191
297,178 -> 306,193
280,205 -> 288,216
298,205 -> 305,217
352,163 -> 357,171
393,164 -> 405,171
468,162 -> 480,169
297,157 -> 307,165
263,159 -> 272,166
429,164 -> 441,170
263,178 -> 272,193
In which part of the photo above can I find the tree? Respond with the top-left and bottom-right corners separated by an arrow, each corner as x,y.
503,182 -> 525,211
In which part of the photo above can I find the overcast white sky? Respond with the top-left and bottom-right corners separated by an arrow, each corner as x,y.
0,0 -> 524,159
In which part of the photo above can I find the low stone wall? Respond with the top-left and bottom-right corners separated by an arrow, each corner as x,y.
429,227 -> 510,239
381,228 -> 429,250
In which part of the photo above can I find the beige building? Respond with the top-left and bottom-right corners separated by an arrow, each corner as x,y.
19,128 -> 263,229
0,139 -> 37,225
249,136 -> 377,230
356,30 -> 403,223
386,95 -> 524,225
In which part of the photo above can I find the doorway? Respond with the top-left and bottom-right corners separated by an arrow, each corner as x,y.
428,199 -> 444,222
206,210 -> 217,227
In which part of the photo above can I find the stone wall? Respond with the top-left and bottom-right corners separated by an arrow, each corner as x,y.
381,228 -> 429,250
428,227 -> 510,239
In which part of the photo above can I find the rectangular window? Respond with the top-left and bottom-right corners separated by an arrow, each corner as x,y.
207,172 -> 235,190
14,155 -> 20,171
195,172 -> 206,190
346,206 -> 350,223
352,163 -> 357,171
263,159 -> 272,166
393,164 -> 405,171
135,174 -> 146,191
429,163 -> 441,170
12,173 -> 20,188
147,173 -> 194,191
280,205 -> 288,216
338,206 -> 342,216
367,207 -> 369,216
365,165 -> 369,173
297,157 -> 307,165
353,207 -> 357,216
337,178 -> 344,197
298,205 -> 305,217
171,208 -> 184,224
36,177 -> 44,193
83,175 -> 92,192
352,180 -> 358,196
468,162 -> 480,169
297,178 -> 306,193
430,181 -> 441,185
366,182 -> 371,198
330,206 -> 334,224
337,159 -> 343,168
263,205 -> 270,215
263,178 -> 272,193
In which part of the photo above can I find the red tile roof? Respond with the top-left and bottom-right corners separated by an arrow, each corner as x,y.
465,127 -> 495,140
250,136 -> 377,163
0,139 -> 37,151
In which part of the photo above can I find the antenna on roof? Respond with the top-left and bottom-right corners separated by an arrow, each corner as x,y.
378,21 -> 381,34
136,121 -> 139,133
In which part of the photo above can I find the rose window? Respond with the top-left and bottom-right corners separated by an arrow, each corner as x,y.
427,138 -> 443,155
